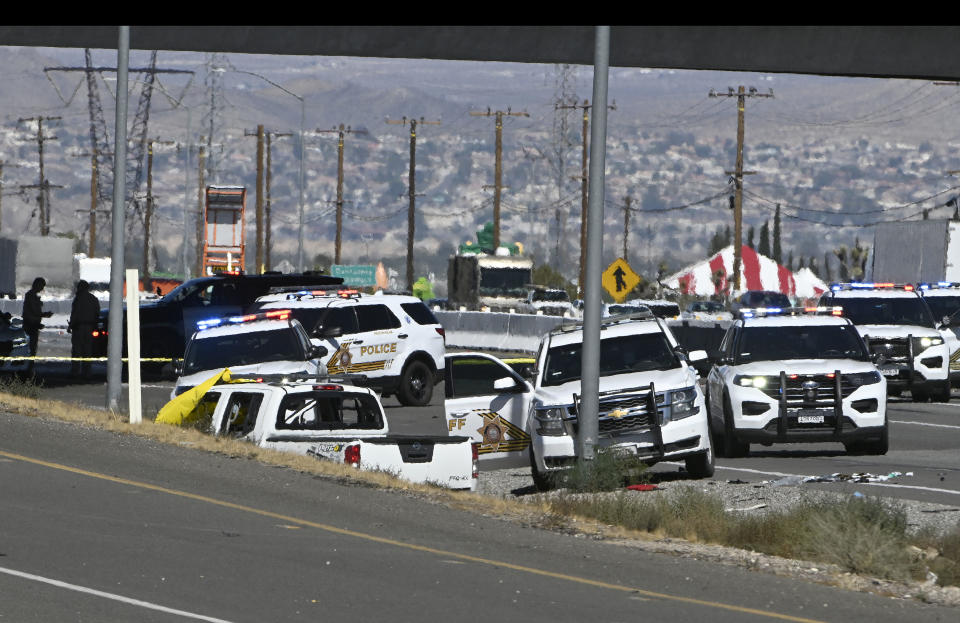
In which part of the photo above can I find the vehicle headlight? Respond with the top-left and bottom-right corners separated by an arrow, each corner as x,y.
846,371 -> 882,387
534,406 -> 568,436
669,387 -> 700,421
734,375 -> 771,388
914,336 -> 944,350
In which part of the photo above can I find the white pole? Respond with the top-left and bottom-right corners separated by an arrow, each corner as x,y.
126,269 -> 142,424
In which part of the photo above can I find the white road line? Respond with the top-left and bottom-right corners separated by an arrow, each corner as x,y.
890,419 -> 960,429
0,566 -> 236,623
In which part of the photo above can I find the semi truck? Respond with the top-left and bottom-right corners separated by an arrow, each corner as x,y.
447,253 -> 534,312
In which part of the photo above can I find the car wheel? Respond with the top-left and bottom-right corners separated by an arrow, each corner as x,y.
911,388 -> 929,402
397,360 -> 433,406
864,423 -> 889,455
932,380 -> 951,403
684,437 -> 715,479
529,448 -> 554,492
722,392 -> 750,458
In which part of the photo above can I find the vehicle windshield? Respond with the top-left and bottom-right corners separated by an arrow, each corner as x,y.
922,295 -> 960,323
830,296 -> 936,328
533,290 -> 568,302
736,325 -> 870,363
183,328 -> 304,375
542,331 -> 679,386
479,267 -> 531,298
276,391 -> 383,430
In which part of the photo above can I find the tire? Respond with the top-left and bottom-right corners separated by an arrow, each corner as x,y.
721,392 -> 750,458
846,424 -> 889,456
529,448 -> 554,492
397,359 -> 433,407
888,388 -> 902,398
684,438 -> 715,479
932,380 -> 951,403
911,388 -> 929,403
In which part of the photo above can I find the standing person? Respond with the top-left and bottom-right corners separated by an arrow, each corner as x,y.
68,279 -> 100,379
22,277 -> 53,374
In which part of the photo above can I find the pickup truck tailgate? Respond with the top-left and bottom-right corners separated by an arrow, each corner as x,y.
356,435 -> 476,490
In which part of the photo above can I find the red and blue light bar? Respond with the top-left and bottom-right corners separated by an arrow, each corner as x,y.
197,308 -> 291,330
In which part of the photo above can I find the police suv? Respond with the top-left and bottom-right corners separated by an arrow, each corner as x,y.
706,306 -> 888,457
172,309 -> 327,397
916,282 -> 960,386
820,283 -> 951,402
250,289 -> 446,407
526,311 -> 714,490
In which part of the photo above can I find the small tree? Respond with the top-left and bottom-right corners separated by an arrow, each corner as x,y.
758,220 -> 771,257
772,204 -> 783,264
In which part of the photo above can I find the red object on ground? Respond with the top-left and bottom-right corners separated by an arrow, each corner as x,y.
626,484 -> 659,492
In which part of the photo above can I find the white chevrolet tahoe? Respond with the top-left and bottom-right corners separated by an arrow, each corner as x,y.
706,306 -> 888,457
820,283 -> 951,402
526,312 -> 713,489
251,289 -> 446,407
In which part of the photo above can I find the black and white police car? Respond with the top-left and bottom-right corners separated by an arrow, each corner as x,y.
705,306 -> 888,457
250,289 -> 446,407
820,282 -> 951,402
172,309 -> 327,397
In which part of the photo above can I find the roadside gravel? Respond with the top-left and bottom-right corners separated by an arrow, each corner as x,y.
477,466 -> 960,536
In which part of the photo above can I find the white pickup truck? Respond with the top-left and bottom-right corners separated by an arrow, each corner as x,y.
196,377 -> 478,490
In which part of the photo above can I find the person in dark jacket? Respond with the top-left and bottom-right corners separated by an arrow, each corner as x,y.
68,279 -> 100,379
22,277 -> 53,373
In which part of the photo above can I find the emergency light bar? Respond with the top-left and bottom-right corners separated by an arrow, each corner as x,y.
917,281 -> 960,290
829,282 -> 915,292
741,306 -> 843,318
284,288 -> 362,300
197,308 -> 292,330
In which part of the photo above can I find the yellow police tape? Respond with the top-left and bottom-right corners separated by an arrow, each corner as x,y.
0,356 -> 173,362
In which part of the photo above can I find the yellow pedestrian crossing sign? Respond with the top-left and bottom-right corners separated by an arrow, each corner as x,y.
602,258 -> 640,303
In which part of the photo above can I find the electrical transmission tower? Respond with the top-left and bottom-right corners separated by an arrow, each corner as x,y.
386,116 -> 441,291
709,85 -> 774,294
43,49 -> 194,238
202,54 -> 229,185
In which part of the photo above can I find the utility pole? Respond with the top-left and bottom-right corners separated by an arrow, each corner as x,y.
469,107 -> 529,250
317,125 -> 366,264
196,144 -> 206,276
67,149 -> 110,257
709,86 -> 773,295
18,116 -> 62,236
265,130 -> 293,271
556,99 -> 616,297
143,139 -> 175,282
621,195 -> 634,262
386,116 -> 441,291
244,125 -> 266,272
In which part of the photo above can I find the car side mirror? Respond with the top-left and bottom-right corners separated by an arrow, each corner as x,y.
317,326 -> 342,338
871,351 -> 887,366
493,376 -> 520,392
173,358 -> 183,376
309,345 -> 328,359
942,315 -> 952,328
518,365 -> 536,380
688,349 -> 708,363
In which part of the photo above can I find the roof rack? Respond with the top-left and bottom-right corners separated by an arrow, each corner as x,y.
547,310 -> 655,336
828,282 -> 915,292
741,306 -> 843,318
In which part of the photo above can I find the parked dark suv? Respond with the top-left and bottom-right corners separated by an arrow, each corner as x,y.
731,290 -> 791,318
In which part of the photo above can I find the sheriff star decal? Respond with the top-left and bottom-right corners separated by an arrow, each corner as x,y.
471,410 -> 530,454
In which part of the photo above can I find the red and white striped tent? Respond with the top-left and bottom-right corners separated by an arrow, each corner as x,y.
663,245 -> 827,300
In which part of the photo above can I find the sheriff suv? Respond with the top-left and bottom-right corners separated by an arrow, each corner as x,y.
820,283 -> 951,402
706,306 -> 888,457
172,309 -> 327,397
250,289 -> 446,407
527,311 -> 714,490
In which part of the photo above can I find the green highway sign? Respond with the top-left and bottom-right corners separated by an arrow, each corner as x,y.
331,264 -> 377,286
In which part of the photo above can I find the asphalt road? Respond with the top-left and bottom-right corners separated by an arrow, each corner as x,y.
2,412 -> 957,623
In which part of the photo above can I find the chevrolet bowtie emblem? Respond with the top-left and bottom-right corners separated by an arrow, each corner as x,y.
608,409 -> 628,419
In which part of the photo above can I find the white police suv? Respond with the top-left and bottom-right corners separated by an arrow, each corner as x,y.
527,311 -> 713,490
916,282 -> 960,386
250,289 -> 446,407
820,283 -> 951,402
172,309 -> 327,397
706,306 -> 888,457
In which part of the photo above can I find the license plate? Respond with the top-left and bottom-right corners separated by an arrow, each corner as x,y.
880,368 -> 900,377
796,408 -> 828,424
